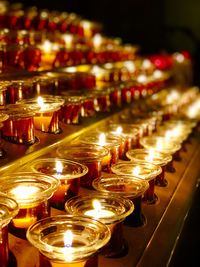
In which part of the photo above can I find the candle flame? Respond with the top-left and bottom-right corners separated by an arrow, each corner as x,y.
132,166 -> 140,176
116,126 -> 123,134
93,34 -> 103,48
63,230 -> 73,262
56,160 -> 63,175
165,130 -> 173,140
137,74 -> 147,83
146,149 -> 155,162
156,139 -> 163,150
99,133 -> 106,146
64,230 -> 73,247
92,199 -> 101,211
42,40 -> 52,53
37,96 -> 44,108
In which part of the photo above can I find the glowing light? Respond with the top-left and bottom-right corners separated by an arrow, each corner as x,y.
132,166 -> 140,176
174,53 -> 185,63
63,230 -> 73,262
99,133 -> 106,146
146,149 -> 155,162
42,40 -> 52,53
56,160 -> 63,175
37,96 -> 44,108
84,199 -> 114,219
116,126 -> 123,134
93,34 -> 103,48
142,59 -> 152,69
10,185 -> 39,200
153,70 -> 163,79
137,74 -> 147,83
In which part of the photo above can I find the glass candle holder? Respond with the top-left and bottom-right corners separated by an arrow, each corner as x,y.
0,82 -> 8,107
157,122 -> 193,152
92,175 -> 149,227
111,162 -> 162,205
56,144 -> 109,189
59,90 -> 92,119
29,158 -> 88,210
140,136 -> 181,172
103,123 -> 140,156
0,172 -> 59,239
65,194 -> 134,258
0,113 -> 9,157
32,76 -> 56,96
6,78 -> 35,104
126,148 -> 172,187
108,85 -> 122,107
18,96 -> 64,133
27,215 -> 110,267
0,194 -> 19,267
1,104 -> 36,145
78,132 -> 123,169
59,95 -> 83,125
90,89 -> 111,113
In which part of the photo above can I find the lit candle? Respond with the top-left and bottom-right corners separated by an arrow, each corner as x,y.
40,40 -> 59,70
1,105 -> 35,145
33,96 -> 63,133
28,158 -> 88,210
111,162 -> 162,204
56,144 -> 109,189
81,20 -> 92,38
9,185 -> 40,228
84,199 -> 115,219
27,215 -> 110,267
0,173 -> 59,239
98,133 -> 112,169
0,195 -> 18,267
34,96 -> 53,132
126,148 -> 172,187
92,176 -> 149,227
77,132 -> 121,172
66,194 -> 133,258
92,34 -> 103,49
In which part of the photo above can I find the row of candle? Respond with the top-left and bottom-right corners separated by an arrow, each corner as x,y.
0,42 -> 137,72
0,2 -> 102,37
0,69 -> 171,149
0,109 -> 198,266
0,63 -> 168,106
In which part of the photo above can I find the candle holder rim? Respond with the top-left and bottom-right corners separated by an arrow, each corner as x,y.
26,214 -> 111,261
92,175 -> 149,198
78,133 -> 123,147
3,104 -> 37,117
140,136 -> 181,153
17,95 -> 65,112
111,162 -> 162,181
126,148 -> 172,166
0,193 -> 19,227
0,113 -> 9,122
65,193 -> 134,224
56,144 -> 110,161
0,172 -> 60,207
28,158 -> 88,179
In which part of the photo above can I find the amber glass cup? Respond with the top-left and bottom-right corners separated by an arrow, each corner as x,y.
0,172 -> 59,239
65,194 -> 134,258
26,215 -> 111,267
93,175 -> 149,227
29,158 -> 88,210
0,194 -> 19,267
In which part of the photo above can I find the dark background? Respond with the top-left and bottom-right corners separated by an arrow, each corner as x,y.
9,0 -> 200,84
8,0 -> 200,55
